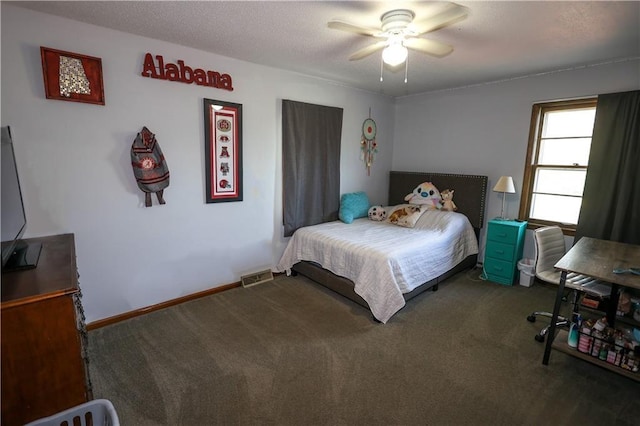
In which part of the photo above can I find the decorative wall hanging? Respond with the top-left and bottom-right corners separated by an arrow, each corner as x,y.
360,111 -> 378,176
204,99 -> 243,203
40,47 -> 105,105
141,53 -> 234,92
131,126 -> 170,207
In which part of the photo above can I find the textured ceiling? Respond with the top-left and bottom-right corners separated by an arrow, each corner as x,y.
10,1 -> 640,97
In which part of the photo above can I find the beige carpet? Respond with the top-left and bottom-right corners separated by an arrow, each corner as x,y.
88,269 -> 640,425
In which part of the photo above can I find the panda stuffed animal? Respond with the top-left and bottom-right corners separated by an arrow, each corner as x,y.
368,205 -> 387,221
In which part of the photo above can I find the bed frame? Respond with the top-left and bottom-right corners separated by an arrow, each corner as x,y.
292,171 -> 488,312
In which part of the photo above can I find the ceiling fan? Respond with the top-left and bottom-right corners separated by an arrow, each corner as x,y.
328,3 -> 469,68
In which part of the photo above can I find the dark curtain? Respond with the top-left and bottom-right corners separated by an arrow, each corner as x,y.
282,100 -> 343,237
575,90 -> 640,244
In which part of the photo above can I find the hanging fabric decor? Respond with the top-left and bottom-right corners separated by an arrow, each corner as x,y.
131,126 -> 170,207
360,111 -> 378,176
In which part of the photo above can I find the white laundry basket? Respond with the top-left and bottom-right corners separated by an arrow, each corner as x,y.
517,258 -> 535,287
24,399 -> 119,426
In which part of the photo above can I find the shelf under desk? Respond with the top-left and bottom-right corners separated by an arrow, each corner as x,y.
542,237 -> 640,381
552,330 -> 639,382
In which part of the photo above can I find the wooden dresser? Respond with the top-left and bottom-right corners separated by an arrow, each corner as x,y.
1,233 -> 91,425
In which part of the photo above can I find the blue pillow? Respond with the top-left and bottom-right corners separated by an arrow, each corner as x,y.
339,191 -> 370,224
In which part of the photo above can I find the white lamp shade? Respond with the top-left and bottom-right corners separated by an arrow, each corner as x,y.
493,176 -> 516,193
382,43 -> 408,66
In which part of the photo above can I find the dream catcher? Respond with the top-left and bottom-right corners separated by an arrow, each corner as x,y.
360,112 -> 378,175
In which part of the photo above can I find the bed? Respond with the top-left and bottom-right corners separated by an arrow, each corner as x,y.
276,171 -> 488,323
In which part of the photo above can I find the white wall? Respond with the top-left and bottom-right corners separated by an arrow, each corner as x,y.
393,59 -> 640,260
1,5 -> 395,323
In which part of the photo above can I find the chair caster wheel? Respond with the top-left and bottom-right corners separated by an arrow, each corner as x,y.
534,334 -> 545,343
527,315 -> 536,323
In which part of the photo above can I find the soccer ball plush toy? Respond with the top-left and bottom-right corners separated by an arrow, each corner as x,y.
368,205 -> 387,221
404,182 -> 442,210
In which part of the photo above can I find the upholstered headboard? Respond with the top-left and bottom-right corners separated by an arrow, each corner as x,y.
388,171 -> 488,230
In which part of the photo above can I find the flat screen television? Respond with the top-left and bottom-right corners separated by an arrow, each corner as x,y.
1,126 -> 41,272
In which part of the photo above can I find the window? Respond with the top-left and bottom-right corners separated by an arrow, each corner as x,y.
519,98 -> 597,234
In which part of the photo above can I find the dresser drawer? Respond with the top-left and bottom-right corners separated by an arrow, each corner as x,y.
484,258 -> 514,283
485,240 -> 516,262
487,222 -> 520,244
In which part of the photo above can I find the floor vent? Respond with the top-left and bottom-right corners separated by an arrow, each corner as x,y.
241,270 -> 274,288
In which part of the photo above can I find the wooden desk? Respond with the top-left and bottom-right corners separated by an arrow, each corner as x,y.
1,234 -> 91,425
542,237 -> 640,381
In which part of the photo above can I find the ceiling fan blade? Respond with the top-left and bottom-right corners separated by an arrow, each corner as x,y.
348,41 -> 387,61
328,20 -> 381,37
413,4 -> 469,35
404,38 -> 454,58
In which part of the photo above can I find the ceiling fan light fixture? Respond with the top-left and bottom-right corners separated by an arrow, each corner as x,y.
382,42 -> 408,66
328,5 -> 468,83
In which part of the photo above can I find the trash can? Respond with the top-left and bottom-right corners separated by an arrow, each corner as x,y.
517,258 -> 535,287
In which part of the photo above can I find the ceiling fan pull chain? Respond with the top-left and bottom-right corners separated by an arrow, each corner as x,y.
404,54 -> 408,84
379,55 -> 384,82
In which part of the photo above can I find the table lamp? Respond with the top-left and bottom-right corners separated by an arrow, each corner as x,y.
493,176 -> 516,220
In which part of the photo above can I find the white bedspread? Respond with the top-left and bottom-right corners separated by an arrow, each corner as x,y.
275,209 -> 478,323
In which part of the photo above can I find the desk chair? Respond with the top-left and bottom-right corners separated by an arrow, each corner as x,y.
526,226 -> 610,342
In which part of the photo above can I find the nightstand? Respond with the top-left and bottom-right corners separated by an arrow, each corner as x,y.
484,219 -> 527,285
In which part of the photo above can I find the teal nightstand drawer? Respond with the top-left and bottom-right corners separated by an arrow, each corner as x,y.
487,222 -> 520,244
485,240 -> 516,262
484,258 -> 515,285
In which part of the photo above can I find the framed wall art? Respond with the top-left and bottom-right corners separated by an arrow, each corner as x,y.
40,46 -> 105,105
204,98 -> 243,203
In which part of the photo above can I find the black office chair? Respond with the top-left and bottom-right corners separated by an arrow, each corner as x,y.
526,226 -> 610,342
